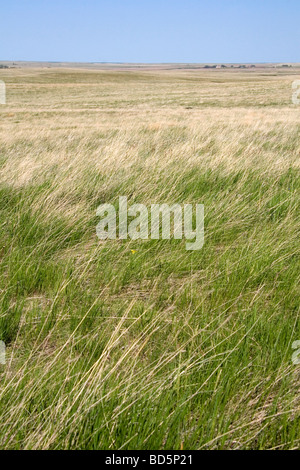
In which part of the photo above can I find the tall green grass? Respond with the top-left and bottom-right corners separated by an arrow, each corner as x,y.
0,67 -> 299,449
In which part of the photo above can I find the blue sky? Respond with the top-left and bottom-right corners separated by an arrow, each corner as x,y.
1,0 -> 299,63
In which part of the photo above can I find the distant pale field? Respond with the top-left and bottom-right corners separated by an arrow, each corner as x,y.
0,67 -> 299,449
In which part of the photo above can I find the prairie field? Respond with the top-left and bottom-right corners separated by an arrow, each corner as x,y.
0,66 -> 299,449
